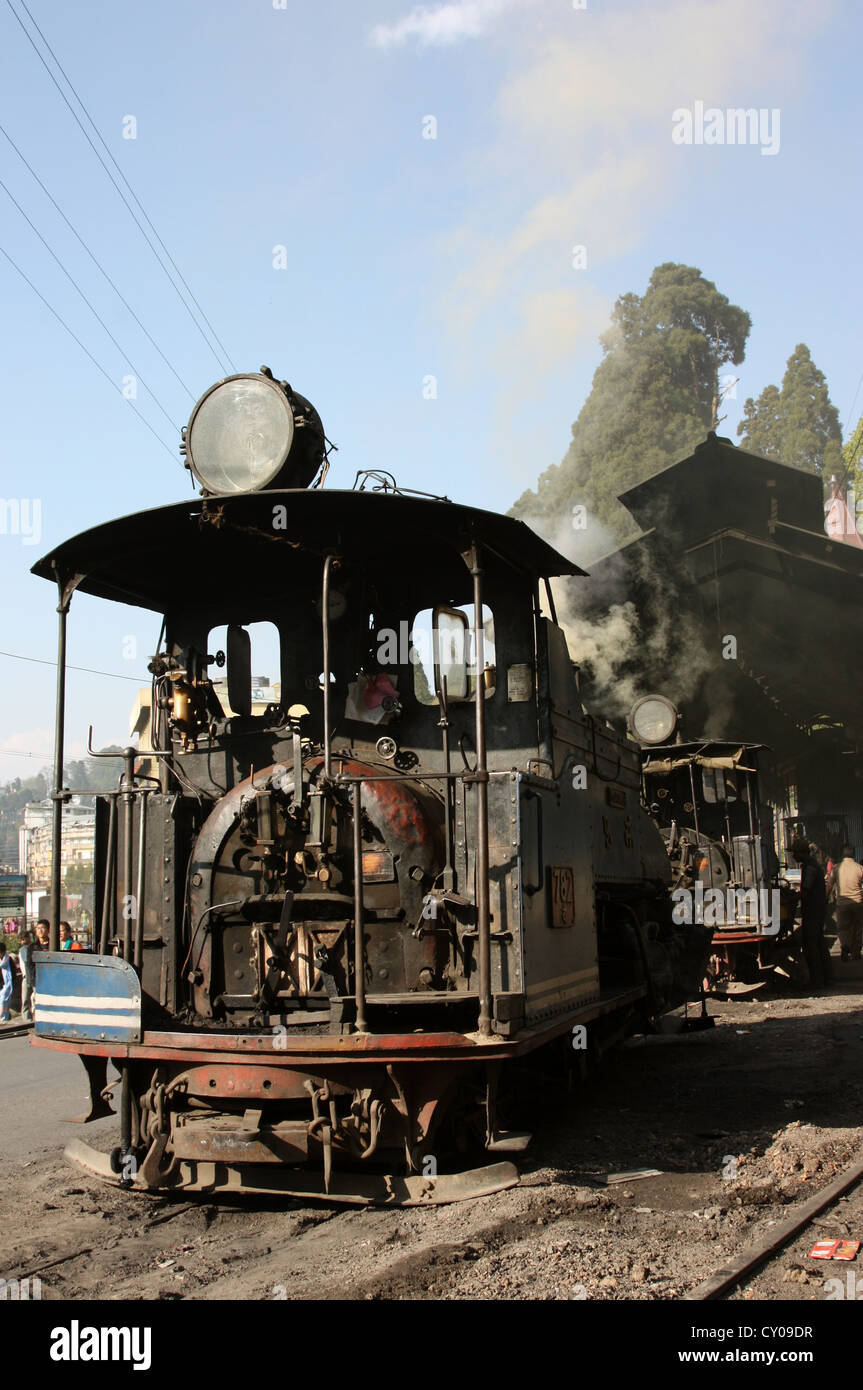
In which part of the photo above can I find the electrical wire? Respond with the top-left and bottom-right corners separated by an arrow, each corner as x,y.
845,369 -> 863,435
0,240 -> 178,460
5,0 -> 234,375
0,173 -> 180,434
0,748 -> 55,761
0,649 -> 149,682
0,120 -> 195,402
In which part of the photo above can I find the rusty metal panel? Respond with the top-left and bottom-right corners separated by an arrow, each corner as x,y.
170,1115 -> 311,1165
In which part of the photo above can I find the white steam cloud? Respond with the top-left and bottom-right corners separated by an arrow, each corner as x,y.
528,510 -> 721,725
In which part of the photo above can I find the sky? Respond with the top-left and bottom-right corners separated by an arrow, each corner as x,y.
0,0 -> 860,786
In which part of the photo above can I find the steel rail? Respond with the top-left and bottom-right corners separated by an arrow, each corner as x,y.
686,1151 -> 863,1300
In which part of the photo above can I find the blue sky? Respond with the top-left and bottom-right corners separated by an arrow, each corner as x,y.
0,0 -> 860,783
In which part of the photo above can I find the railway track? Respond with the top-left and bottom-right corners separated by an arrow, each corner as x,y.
686,1151 -> 863,1299
6,988 -> 863,1301
0,1022 -> 34,1041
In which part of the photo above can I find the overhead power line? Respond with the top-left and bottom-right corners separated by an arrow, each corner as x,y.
0,240 -> 177,460
0,748 -> 53,761
0,649 -> 148,682
0,173 -> 181,435
844,369 -> 863,436
0,120 -> 195,402
5,0 -> 235,376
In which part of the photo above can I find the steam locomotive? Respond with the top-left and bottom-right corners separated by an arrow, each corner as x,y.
630,699 -> 798,993
32,370 -> 711,1204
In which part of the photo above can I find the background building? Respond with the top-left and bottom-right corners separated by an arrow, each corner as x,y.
573,433 -> 863,863
19,799 -> 95,919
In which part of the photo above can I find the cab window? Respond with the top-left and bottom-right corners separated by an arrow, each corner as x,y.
412,605 -> 496,705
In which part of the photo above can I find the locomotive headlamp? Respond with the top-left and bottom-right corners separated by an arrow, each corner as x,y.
628,694 -> 679,746
184,369 -> 325,494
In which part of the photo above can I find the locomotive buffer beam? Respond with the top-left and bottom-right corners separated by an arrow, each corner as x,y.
64,1137 -> 519,1206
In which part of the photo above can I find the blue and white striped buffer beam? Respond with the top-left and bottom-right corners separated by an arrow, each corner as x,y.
33,952 -> 143,1044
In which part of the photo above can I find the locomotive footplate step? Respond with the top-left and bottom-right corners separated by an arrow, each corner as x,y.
709,980 -> 767,998
64,1138 -> 520,1206
486,1129 -> 532,1153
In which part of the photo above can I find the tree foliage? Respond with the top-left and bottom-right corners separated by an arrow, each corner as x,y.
64,861 -> 94,895
0,750 -> 123,870
737,343 -> 842,475
63,751 -> 126,794
511,263 -> 751,548
842,415 -> 863,495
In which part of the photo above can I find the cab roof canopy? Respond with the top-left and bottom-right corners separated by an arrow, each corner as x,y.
32,490 -> 583,613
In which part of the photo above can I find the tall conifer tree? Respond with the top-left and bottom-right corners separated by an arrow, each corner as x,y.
737,343 -> 842,475
511,263 -> 750,549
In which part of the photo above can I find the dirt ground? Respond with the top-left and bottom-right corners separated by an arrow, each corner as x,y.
8,976 -> 863,1302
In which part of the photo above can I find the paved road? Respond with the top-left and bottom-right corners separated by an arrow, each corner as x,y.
0,1035 -> 118,1163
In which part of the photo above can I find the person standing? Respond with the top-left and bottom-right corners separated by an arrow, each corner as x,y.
792,836 -> 832,989
0,942 -> 13,1023
34,920 -> 50,950
59,922 -> 73,951
17,930 -> 34,1022
827,844 -> 863,961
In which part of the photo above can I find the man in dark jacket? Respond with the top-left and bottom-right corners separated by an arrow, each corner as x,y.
792,837 -> 832,989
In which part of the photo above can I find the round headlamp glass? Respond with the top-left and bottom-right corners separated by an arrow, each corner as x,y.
629,694 -> 678,745
186,375 -> 295,493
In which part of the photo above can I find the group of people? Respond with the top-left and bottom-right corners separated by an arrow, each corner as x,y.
793,838 -> 863,989
0,918 -> 83,1023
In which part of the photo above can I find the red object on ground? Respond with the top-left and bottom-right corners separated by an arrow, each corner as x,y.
810,1240 -> 841,1259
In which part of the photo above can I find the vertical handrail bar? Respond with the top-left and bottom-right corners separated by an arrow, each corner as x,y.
321,555 -> 333,778
134,790 -> 148,971
100,795 -> 117,955
352,782 -> 368,1033
121,748 -> 136,962
49,576 -> 72,950
469,543 -> 492,1037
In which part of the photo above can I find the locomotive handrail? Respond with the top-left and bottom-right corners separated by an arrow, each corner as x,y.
351,782 -> 368,1033
331,768 -> 520,785
100,793 -> 117,956
62,786 -> 153,797
322,554 -> 335,778
134,790 -> 148,971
